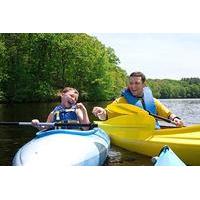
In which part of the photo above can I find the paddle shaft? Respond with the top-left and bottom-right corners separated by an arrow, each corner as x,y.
0,122 -> 97,128
148,112 -> 172,123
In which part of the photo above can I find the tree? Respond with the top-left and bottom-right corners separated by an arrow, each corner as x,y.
0,33 -> 127,102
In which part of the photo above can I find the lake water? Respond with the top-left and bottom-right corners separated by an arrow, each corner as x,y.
0,99 -> 199,166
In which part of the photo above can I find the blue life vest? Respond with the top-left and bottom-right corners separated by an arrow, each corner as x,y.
52,104 -> 78,129
121,87 -> 160,128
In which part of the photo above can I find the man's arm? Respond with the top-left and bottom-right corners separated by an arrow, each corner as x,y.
154,99 -> 184,127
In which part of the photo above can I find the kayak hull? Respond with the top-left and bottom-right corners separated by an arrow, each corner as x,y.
12,128 -> 110,166
98,118 -> 200,166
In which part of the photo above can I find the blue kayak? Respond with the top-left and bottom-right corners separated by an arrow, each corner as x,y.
152,146 -> 186,166
12,128 -> 110,166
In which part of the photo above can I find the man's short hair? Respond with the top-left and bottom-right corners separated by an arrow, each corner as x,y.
129,72 -> 146,83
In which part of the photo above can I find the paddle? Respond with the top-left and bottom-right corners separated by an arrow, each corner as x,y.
0,121 -> 97,128
106,103 -> 175,125
96,114 -> 155,129
0,112 -> 156,131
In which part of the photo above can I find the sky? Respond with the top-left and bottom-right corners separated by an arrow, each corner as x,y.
92,33 -> 200,80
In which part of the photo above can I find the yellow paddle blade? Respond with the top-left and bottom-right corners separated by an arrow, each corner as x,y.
96,114 -> 156,140
96,113 -> 155,130
106,103 -> 149,115
106,103 -> 177,125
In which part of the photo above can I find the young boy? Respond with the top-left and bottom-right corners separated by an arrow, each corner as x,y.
32,87 -> 90,130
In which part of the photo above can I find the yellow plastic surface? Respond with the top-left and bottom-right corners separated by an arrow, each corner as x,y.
96,114 -> 200,166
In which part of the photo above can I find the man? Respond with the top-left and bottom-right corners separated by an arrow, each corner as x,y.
92,71 -> 184,127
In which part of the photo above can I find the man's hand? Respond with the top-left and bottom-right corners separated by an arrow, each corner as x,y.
169,114 -> 184,127
92,107 -> 107,120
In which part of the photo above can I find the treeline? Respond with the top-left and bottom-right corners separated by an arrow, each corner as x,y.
0,33 -> 127,103
147,78 -> 200,98
0,33 -> 199,103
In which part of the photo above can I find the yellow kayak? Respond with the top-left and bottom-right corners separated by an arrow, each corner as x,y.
96,104 -> 200,166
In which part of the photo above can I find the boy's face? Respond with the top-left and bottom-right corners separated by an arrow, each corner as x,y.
61,90 -> 79,106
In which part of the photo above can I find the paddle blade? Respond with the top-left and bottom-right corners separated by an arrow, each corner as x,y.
107,103 -> 148,115
106,103 -> 175,125
96,114 -> 156,142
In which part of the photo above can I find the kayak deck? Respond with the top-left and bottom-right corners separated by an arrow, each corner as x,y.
13,128 -> 110,166
153,146 -> 186,166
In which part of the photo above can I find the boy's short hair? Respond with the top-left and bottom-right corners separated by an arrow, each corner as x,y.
61,87 -> 79,96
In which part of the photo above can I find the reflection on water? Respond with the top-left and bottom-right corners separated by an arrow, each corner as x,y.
159,99 -> 200,125
105,146 -> 153,166
0,99 -> 199,166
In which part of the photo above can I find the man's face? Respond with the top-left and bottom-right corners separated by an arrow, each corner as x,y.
128,76 -> 145,97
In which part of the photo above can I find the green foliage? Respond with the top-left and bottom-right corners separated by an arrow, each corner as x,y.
0,33 -> 127,102
147,78 -> 200,98
1,33 -> 199,102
